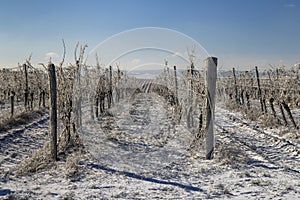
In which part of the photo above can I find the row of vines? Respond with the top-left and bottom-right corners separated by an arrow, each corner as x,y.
2,43 -> 298,162
222,66 -> 300,132
154,64 -> 207,136
0,43 -> 131,161
0,48 -> 217,160
0,65 -> 48,119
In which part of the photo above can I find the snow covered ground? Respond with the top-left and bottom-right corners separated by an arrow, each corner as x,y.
1,92 -> 300,199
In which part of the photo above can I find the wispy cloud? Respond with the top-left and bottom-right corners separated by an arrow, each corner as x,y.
284,3 -> 296,8
45,52 -> 59,61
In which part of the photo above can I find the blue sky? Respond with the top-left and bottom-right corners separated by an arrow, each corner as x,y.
0,0 -> 299,70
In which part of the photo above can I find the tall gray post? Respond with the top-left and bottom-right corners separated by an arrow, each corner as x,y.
255,66 -> 264,113
205,57 -> 218,160
48,63 -> 57,161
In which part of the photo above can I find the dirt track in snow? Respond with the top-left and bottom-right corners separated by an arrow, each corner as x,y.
0,112 -> 49,174
216,108 -> 300,175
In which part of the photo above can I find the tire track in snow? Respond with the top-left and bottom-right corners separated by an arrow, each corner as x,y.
80,92 -> 194,183
0,114 -> 49,173
215,108 -> 300,175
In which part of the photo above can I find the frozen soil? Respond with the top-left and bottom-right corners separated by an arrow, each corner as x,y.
1,93 -> 300,199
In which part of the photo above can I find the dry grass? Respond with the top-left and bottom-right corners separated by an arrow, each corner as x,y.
188,130 -> 206,158
215,141 -> 249,167
14,142 -> 53,176
225,99 -> 283,128
243,107 -> 262,121
225,99 -> 241,111
14,133 -> 86,177
0,109 -> 46,132
257,113 -> 279,128
225,99 -> 265,122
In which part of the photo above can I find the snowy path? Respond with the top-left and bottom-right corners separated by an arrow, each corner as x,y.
215,108 -> 300,175
0,113 -> 49,174
1,93 -> 300,199
80,92 -> 195,183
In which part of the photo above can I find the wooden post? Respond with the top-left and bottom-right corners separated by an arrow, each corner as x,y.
39,89 -> 45,108
66,95 -> 73,143
42,89 -> 46,107
48,63 -> 57,161
10,91 -> 15,117
269,98 -> 277,118
263,96 -> 267,113
189,63 -> 194,104
232,68 -> 239,104
255,66 -> 264,113
279,102 -> 287,126
95,76 -> 101,117
297,64 -> 300,80
30,91 -> 34,110
85,66 -> 94,121
205,57 -> 217,159
108,65 -> 113,108
95,96 -> 99,119
187,64 -> 195,129
39,89 -> 42,108
241,90 -> 244,105
164,59 -> 168,86
246,91 -> 250,109
76,62 -> 82,130
23,64 -> 29,111
174,66 -> 178,104
282,101 -> 298,129
116,68 -> 121,102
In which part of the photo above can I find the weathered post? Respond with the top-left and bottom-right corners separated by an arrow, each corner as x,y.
39,89 -> 42,108
174,66 -> 178,104
240,90 -> 245,105
84,66 -> 94,121
164,60 -> 168,91
30,91 -> 34,110
297,64 -> 299,80
42,89 -> 46,107
246,91 -> 251,109
205,57 -> 218,159
116,68 -> 121,102
95,76 -> 101,117
75,60 -> 82,130
48,63 -> 57,161
282,101 -> 298,129
232,68 -> 239,104
269,98 -> 277,118
39,89 -> 45,108
279,102 -> 288,126
95,95 -> 99,119
255,66 -> 264,113
10,91 -> 15,117
263,96 -> 267,113
108,65 -> 113,108
23,64 -> 29,111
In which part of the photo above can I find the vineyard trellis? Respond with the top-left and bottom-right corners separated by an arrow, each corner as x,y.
1,43 -> 219,161
222,66 -> 300,132
0,64 -> 48,121
3,43 -> 299,165
74,55 -> 218,159
47,61 -> 300,162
